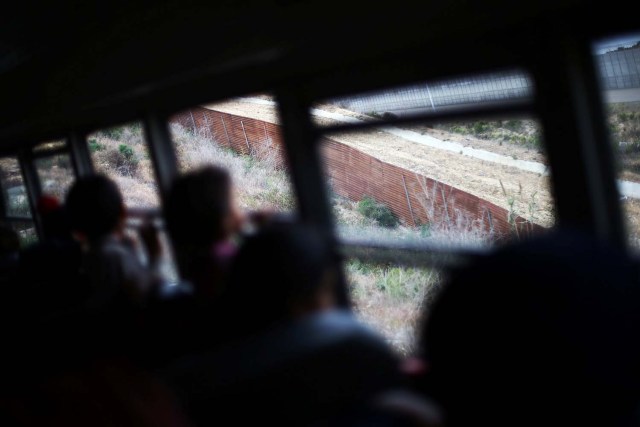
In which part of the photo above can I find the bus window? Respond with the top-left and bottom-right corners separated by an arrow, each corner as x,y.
346,260 -> 443,356
87,122 -> 160,208
593,33 -> 640,251
316,73 -> 554,249
169,94 -> 295,215
0,157 -> 37,247
314,72 -> 555,350
34,153 -> 74,201
1,157 -> 31,218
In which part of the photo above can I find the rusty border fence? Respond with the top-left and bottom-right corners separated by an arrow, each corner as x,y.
171,107 -> 543,239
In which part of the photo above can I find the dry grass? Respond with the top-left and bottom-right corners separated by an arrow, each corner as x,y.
346,261 -> 442,355
90,125 -> 159,208
171,124 -> 294,211
330,180 -> 493,355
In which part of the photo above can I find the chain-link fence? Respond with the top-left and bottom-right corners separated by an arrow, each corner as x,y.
328,47 -> 640,115
329,71 -> 533,115
597,46 -> 640,90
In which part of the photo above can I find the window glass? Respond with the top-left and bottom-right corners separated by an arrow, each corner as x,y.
34,153 -> 74,200
169,94 -> 294,214
317,113 -> 553,249
315,73 -> 554,348
0,157 -> 31,218
593,33 -> 640,250
88,122 -> 160,208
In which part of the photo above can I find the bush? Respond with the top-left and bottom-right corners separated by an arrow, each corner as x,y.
99,144 -> 139,176
357,196 -> 399,228
119,144 -> 137,164
89,138 -> 106,152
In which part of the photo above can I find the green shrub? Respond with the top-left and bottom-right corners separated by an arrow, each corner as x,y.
89,138 -> 106,152
118,144 -> 137,164
101,144 -> 139,176
472,121 -> 489,135
263,186 -> 295,210
357,196 -> 399,228
419,222 -> 431,237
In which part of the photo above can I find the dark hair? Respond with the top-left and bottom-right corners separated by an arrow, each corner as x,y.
65,175 -> 124,241
224,223 -> 337,335
165,166 -> 231,248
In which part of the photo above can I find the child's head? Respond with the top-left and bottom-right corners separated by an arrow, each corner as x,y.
166,166 -> 239,249
66,175 -> 125,242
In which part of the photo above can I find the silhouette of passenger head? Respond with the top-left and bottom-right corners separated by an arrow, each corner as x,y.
224,223 -> 339,338
66,175 -> 124,242
420,229 -> 640,427
37,194 -> 72,241
166,166 -> 237,250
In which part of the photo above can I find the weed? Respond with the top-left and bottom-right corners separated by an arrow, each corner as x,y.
170,123 -> 293,213
263,185 -> 295,210
472,121 -> 489,135
412,176 -> 494,245
419,222 -> 431,238
89,138 -> 106,152
357,196 -> 399,228
243,155 -> 257,172
119,144 -> 137,163
346,259 -> 442,355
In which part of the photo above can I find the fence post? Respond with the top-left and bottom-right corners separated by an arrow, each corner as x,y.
440,185 -> 451,226
221,115 -> 231,148
401,174 -> 417,226
202,111 -> 211,140
189,110 -> 197,133
486,208 -> 494,234
241,120 -> 252,154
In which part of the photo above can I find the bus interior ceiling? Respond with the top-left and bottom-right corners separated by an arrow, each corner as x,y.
0,0 -> 636,138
